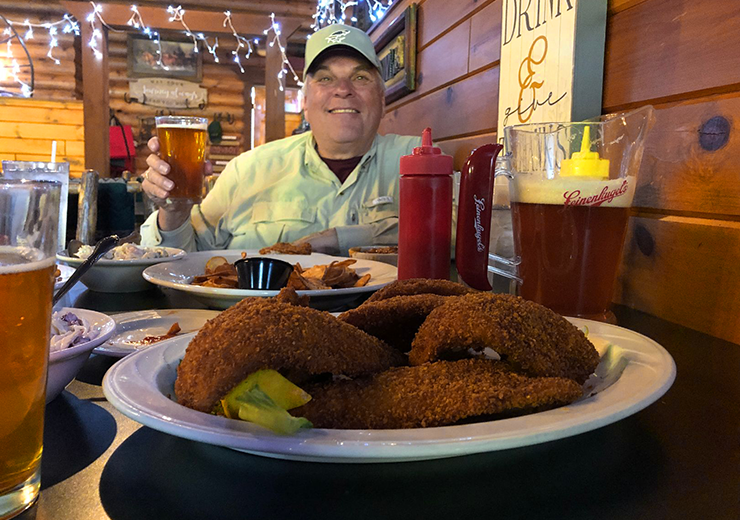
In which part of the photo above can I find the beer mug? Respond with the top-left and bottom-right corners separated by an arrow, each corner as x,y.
0,180 -> 60,518
155,116 -> 208,202
456,106 -> 654,322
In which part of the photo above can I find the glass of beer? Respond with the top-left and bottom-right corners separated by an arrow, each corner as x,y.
0,180 -> 60,518
500,107 -> 654,322
155,116 -> 208,203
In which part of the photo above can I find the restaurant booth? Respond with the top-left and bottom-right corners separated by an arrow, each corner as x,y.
0,0 -> 738,519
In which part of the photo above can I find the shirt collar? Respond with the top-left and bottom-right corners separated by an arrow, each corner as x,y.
304,132 -> 379,173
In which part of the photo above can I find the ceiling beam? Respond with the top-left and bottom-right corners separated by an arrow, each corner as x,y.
60,1 -> 306,38
89,0 -> 316,18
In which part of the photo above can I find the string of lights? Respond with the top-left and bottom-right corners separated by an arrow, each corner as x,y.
263,12 -> 302,91
126,5 -> 167,69
311,0 -> 392,30
1,1 -> 383,98
223,11 -> 253,73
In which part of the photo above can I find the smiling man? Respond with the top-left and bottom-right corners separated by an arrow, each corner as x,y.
139,24 -> 420,255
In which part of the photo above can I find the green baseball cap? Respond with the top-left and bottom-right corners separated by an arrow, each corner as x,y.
303,24 -> 381,80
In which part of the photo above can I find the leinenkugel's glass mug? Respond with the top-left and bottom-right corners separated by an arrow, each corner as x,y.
456,106 -> 655,322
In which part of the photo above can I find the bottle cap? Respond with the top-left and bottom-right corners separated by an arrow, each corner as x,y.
559,126 -> 610,179
399,127 -> 453,176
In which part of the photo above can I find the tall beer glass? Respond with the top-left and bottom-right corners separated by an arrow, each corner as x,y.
0,180 -> 60,518
155,116 -> 208,202
502,107 -> 654,322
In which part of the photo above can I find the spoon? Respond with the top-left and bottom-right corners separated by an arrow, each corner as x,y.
53,235 -> 119,306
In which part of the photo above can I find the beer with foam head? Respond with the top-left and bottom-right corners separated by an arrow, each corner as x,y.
0,179 -> 59,518
156,116 -> 208,202
0,253 -> 54,498
511,177 -> 635,320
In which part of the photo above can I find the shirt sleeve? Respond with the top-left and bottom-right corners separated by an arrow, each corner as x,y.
139,155 -> 244,251
335,216 -> 398,256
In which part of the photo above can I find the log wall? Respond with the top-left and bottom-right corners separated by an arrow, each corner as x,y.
372,0 -> 740,343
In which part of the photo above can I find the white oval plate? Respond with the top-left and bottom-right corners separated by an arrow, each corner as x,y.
95,309 -> 222,358
103,318 -> 676,463
142,250 -> 397,311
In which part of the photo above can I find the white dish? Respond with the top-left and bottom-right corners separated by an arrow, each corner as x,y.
95,309 -> 221,358
48,308 -> 116,403
142,250 -> 397,311
56,247 -> 186,293
103,318 -> 676,463
54,264 -> 75,290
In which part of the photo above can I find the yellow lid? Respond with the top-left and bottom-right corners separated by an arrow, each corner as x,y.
559,126 -> 610,179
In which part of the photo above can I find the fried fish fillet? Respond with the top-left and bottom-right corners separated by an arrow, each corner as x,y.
292,359 -> 583,429
338,294 -> 448,352
409,293 -> 600,384
175,298 -> 404,412
365,278 -> 477,303
259,242 -> 312,255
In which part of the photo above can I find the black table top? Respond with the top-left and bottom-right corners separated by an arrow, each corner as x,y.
19,285 -> 740,520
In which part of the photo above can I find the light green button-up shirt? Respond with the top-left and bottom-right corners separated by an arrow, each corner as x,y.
140,131 -> 420,255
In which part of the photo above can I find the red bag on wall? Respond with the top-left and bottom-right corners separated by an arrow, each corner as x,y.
109,115 -> 135,176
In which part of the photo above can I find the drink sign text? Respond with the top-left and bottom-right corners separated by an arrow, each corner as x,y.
497,0 -> 607,137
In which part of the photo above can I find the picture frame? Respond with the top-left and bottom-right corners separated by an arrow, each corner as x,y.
373,3 -> 418,105
127,34 -> 202,82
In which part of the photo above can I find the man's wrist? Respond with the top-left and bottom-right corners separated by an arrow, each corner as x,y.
157,205 -> 191,231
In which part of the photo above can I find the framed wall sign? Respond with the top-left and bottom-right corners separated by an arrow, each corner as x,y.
496,0 -> 607,137
373,4 -> 418,105
127,34 -> 203,82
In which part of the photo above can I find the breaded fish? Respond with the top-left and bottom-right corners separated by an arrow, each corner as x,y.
365,278 -> 477,303
338,294 -> 448,352
409,293 -> 600,384
293,359 -> 583,429
175,298 -> 404,412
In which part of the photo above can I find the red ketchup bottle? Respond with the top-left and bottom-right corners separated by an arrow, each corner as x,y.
398,127 -> 454,280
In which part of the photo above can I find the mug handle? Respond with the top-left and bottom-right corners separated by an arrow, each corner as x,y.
455,147 -> 521,291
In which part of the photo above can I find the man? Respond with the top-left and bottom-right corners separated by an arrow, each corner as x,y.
140,24 -> 420,255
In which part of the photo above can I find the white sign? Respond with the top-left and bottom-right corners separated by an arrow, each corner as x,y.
129,78 -> 208,109
497,0 -> 607,137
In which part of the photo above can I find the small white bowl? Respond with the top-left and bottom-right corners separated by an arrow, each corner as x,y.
47,308 -> 116,403
56,247 -> 186,293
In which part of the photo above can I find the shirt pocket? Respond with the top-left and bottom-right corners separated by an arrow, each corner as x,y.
360,203 -> 397,225
245,201 -> 317,247
252,201 -> 317,224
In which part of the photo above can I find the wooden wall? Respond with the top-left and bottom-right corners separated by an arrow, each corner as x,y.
0,98 -> 85,176
372,0 -> 740,344
106,31 -> 252,176
0,3 -> 304,178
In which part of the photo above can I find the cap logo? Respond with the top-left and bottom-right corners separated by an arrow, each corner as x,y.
326,29 -> 351,44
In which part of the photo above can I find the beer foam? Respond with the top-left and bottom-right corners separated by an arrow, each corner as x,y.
157,122 -> 208,131
0,247 -> 54,274
512,177 -> 635,208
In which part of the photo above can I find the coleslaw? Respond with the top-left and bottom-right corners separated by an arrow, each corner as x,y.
74,243 -> 171,260
50,311 -> 100,352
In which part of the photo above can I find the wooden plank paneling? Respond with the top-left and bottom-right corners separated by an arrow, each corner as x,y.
417,0 -> 495,48
468,0 -> 502,72
604,0 -> 740,109
380,67 -> 499,140
616,215 -> 740,344
0,105 -> 84,124
632,91 -> 740,216
0,122 -> 85,141
436,131 -> 498,172
414,20 -> 470,98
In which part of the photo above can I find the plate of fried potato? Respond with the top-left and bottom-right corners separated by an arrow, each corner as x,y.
142,250 -> 397,311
